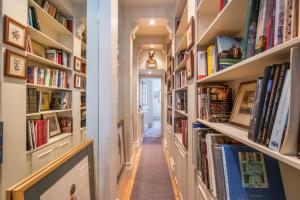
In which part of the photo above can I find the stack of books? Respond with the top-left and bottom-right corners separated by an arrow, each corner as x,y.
26,119 -> 49,150
175,70 -> 187,89
46,49 -> 69,67
27,66 -> 69,88
176,90 -> 187,113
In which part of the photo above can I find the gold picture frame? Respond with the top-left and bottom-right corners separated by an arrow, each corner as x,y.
74,56 -> 82,72
6,140 -> 96,200
229,81 -> 257,128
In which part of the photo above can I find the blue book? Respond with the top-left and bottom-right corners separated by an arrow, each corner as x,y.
222,145 -> 285,200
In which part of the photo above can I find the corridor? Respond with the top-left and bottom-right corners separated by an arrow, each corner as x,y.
131,137 -> 175,200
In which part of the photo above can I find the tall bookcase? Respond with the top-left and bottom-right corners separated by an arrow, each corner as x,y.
164,0 -> 300,200
0,0 -> 87,198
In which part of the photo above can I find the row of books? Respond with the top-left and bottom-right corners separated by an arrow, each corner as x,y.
175,118 -> 188,149
248,63 -> 290,152
81,110 -> 86,128
167,109 -> 172,126
176,50 -> 186,66
167,75 -> 174,92
167,57 -> 174,77
197,86 -> 232,123
167,93 -> 172,108
193,122 -> 286,200
33,0 -> 73,32
27,66 -> 69,89
175,90 -> 188,113
26,117 -> 73,151
175,70 -> 187,89
81,92 -> 86,108
46,49 -> 69,67
27,88 -> 72,113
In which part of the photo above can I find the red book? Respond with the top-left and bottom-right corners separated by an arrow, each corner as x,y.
57,52 -> 62,64
42,120 -> 48,145
219,0 -> 224,12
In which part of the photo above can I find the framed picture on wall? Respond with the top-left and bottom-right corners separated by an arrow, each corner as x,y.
229,81 -> 257,128
186,51 -> 194,80
6,140 -> 96,200
5,49 -> 27,79
74,56 -> 82,72
74,74 -> 82,88
3,15 -> 27,50
186,16 -> 195,51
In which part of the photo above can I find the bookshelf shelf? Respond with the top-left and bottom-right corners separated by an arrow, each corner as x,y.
175,31 -> 187,54
81,57 -> 87,64
27,53 -> 72,71
26,83 -> 72,91
28,0 -> 72,36
28,26 -> 72,53
80,127 -> 86,131
196,0 -> 248,47
196,37 -> 300,83
167,106 -> 172,110
175,109 -> 188,117
175,2 -> 188,37
26,132 -> 72,154
26,109 -> 72,117
167,124 -> 172,132
196,118 -> 300,171
175,58 -> 187,72
175,85 -> 187,91
175,133 -> 187,152
197,0 -> 219,15
81,107 -> 86,110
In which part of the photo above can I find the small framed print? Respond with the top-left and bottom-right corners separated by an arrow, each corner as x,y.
42,113 -> 61,137
186,16 -> 195,51
74,56 -> 82,72
186,51 -> 194,80
3,15 -> 27,50
74,74 -> 82,88
229,81 -> 257,128
5,49 -> 27,79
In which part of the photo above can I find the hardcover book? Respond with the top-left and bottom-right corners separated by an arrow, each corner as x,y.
222,145 -> 285,200
216,36 -> 243,70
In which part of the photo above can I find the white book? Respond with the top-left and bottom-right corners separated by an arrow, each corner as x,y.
269,69 -> 291,151
197,51 -> 207,80
27,121 -> 33,150
274,0 -> 285,46
212,46 -> 217,73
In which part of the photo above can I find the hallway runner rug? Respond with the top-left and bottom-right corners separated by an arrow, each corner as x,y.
131,137 -> 175,200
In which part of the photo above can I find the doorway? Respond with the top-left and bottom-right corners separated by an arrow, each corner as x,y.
139,77 -> 162,137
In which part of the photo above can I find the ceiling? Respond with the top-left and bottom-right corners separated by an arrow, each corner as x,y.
124,0 -> 175,6
134,18 -> 170,37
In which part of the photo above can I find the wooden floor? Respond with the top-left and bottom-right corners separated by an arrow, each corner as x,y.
118,139 -> 180,200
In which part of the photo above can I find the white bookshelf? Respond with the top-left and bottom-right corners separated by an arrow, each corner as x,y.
27,53 -> 72,71
175,57 -> 187,72
175,85 -> 188,91
175,109 -> 188,117
175,2 -> 188,37
26,83 -> 72,91
197,0 -> 219,15
26,109 -> 73,117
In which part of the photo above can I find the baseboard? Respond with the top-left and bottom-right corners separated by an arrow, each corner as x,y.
125,154 -> 134,167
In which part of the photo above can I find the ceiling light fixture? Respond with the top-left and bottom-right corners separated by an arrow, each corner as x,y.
148,71 -> 152,74
149,19 -> 156,26
150,44 -> 154,48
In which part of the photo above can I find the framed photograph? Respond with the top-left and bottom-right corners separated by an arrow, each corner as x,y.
229,81 -> 257,128
74,56 -> 82,72
74,74 -> 82,88
186,16 -> 195,51
117,120 -> 126,181
40,92 -> 50,111
5,49 -> 27,79
6,140 -> 96,200
3,15 -> 27,50
186,51 -> 194,80
42,113 -> 61,137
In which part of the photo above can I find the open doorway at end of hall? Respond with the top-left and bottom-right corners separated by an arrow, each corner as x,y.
139,77 -> 162,138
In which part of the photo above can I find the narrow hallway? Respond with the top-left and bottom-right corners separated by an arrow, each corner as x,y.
131,137 -> 175,200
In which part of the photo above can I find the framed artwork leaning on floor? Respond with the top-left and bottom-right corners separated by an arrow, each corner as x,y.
6,140 -> 96,200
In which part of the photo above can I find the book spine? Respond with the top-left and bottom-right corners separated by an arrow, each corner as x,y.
283,0 -> 294,42
248,78 -> 263,140
265,63 -> 288,146
219,0 -> 224,12
221,147 -> 230,200
274,0 -> 285,46
269,70 -> 291,151
257,65 -> 275,143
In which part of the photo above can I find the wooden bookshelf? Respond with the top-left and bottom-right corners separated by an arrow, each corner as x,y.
26,109 -> 72,117
175,31 -> 187,54
26,83 -> 72,91
197,0 -> 219,15
27,53 -> 72,71
28,0 -> 72,36
197,0 -> 248,47
175,2 -> 188,37
175,85 -> 188,91
28,26 -> 72,53
175,58 -> 187,72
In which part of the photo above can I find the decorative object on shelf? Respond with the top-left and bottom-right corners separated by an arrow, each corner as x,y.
186,51 -> 194,80
7,140 -> 96,200
43,113 -> 61,137
74,74 -> 82,88
76,21 -> 86,40
117,120 -> 126,181
40,92 -> 50,111
229,81 -> 256,128
186,16 -> 195,51
145,50 -> 158,69
3,15 -> 27,50
74,56 -> 82,72
5,49 -> 27,79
